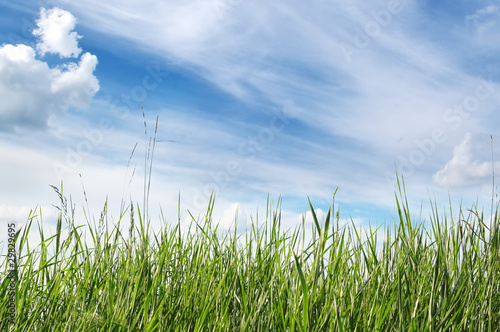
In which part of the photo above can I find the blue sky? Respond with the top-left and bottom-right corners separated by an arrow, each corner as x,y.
0,0 -> 499,238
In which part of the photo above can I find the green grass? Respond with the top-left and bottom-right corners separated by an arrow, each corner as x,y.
1,177 -> 499,331
2,115 -> 499,330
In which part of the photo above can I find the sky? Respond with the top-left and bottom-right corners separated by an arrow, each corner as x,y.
0,0 -> 499,245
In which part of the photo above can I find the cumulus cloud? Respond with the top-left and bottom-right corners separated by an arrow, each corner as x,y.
0,8 -> 98,132
33,7 -> 82,58
433,133 -> 497,187
51,52 -> 99,107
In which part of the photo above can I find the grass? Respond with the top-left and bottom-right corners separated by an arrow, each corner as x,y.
0,176 -> 499,331
1,117 -> 499,331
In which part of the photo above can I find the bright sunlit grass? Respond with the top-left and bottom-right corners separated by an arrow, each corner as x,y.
2,116 -> 499,331
1,175 -> 499,331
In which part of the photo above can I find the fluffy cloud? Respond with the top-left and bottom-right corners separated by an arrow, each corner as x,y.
51,52 -> 99,108
33,7 -> 82,58
433,133 -> 497,187
0,8 -> 98,132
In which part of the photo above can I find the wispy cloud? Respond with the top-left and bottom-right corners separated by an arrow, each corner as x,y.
465,5 -> 500,44
0,1 -> 499,241
60,1 -> 497,147
51,0 -> 499,212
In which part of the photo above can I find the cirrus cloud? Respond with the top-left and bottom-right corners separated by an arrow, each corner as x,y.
465,5 -> 500,44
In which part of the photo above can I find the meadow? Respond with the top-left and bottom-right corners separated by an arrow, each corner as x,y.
2,117 -> 499,331
0,176 -> 499,331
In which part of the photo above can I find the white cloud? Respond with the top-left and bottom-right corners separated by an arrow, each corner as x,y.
0,44 -> 99,132
51,52 -> 99,107
433,133 -> 497,187
0,8 -> 99,132
33,7 -> 82,58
